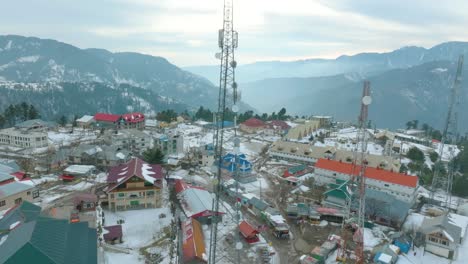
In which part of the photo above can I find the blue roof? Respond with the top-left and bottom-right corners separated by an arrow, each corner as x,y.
221,153 -> 252,173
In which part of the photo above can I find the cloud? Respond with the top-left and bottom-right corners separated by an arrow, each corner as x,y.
0,0 -> 467,66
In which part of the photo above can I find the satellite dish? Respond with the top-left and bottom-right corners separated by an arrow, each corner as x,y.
215,52 -> 222,59
362,95 -> 372,105
232,104 -> 239,113
236,242 -> 243,250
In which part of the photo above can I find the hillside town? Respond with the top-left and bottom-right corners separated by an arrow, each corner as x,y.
0,110 -> 467,264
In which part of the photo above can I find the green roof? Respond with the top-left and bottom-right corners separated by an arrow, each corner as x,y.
288,165 -> 306,174
0,203 -> 97,264
324,180 -> 351,200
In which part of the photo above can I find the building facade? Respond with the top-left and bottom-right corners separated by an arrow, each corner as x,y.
314,159 -> 418,202
0,127 -> 48,148
0,175 -> 38,210
105,158 -> 164,211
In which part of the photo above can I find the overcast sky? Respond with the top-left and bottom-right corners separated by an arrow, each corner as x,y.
1,0 -> 468,66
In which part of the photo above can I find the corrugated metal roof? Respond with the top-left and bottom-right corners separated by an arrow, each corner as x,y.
0,182 -> 34,198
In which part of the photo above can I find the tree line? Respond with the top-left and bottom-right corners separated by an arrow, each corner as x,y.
0,102 -> 41,128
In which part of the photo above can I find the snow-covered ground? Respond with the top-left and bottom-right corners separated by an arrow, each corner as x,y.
48,130 -> 98,146
104,207 -> 173,249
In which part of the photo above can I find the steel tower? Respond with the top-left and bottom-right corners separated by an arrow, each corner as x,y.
430,55 -> 464,209
208,0 -> 239,263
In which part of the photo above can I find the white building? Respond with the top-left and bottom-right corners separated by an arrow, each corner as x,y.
0,127 -> 48,148
314,158 -> 418,202
109,129 -> 152,154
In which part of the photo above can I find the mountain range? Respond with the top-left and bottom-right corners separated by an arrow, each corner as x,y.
186,42 -> 468,131
0,35 -> 232,119
185,42 -> 468,83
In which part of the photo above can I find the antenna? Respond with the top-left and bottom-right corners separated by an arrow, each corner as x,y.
208,0 -> 240,263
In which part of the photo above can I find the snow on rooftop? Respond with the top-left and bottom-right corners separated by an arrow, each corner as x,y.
116,152 -> 126,159
64,165 -> 95,175
9,221 -> 21,230
0,235 -> 8,246
141,163 -> 156,184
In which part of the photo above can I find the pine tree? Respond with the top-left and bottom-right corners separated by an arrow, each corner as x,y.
58,115 -> 67,126
143,147 -> 165,164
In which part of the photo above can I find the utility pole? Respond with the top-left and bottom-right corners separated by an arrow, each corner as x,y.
430,55 -> 464,210
208,0 -> 239,263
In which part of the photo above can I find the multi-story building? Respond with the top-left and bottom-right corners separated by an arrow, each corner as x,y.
197,143 -> 215,167
109,129 -> 152,154
105,157 -> 164,211
314,158 -> 418,202
94,112 -> 145,130
153,132 -> 184,156
0,128 -> 48,148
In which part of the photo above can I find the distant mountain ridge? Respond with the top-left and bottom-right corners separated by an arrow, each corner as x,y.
185,42 -> 468,83
241,60 -> 468,130
0,35 -> 231,118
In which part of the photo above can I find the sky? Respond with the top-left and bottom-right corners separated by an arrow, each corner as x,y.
1,0 -> 468,66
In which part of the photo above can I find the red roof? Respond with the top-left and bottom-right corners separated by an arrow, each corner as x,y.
103,225 -> 123,241
94,113 -> 121,122
432,139 -> 441,143
11,171 -> 28,181
106,157 -> 163,192
315,159 -> 418,188
60,174 -> 75,180
122,112 -> 145,123
175,180 -> 206,194
239,221 -> 259,238
242,118 -> 265,128
268,120 -> 290,130
182,218 -> 206,263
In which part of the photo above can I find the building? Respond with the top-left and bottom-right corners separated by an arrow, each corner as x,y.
314,159 -> 417,202
103,225 -> 123,244
322,180 -> 352,209
265,120 -> 291,136
73,193 -> 98,212
311,116 -> 333,127
284,120 -> 320,140
121,112 -> 145,129
104,157 -> 164,211
269,141 -> 334,164
239,220 -> 260,243
153,132 -> 184,156
283,164 -> 307,178
0,174 -> 38,210
182,218 -> 207,264
420,214 -> 462,259
94,113 -> 122,129
221,153 -> 256,183
197,143 -> 215,167
175,180 -> 224,224
109,129 -> 152,154
239,118 -> 266,133
76,115 -> 95,128
0,201 -> 97,264
69,144 -> 131,169
14,119 -> 57,131
0,125 -> 48,148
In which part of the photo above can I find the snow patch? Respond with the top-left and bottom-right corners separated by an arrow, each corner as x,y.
17,55 -> 40,63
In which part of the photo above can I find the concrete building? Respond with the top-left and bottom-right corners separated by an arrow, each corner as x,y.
0,128 -> 48,148
153,132 -> 184,156
105,157 -> 164,211
69,144 -> 131,169
0,174 -> 38,210
265,120 -> 291,136
197,143 -> 215,167
314,159 -> 418,202
109,129 -> 152,154
311,116 -> 333,127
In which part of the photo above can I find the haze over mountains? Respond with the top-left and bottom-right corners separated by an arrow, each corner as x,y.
0,35 -> 467,131
0,35 -> 227,119
186,42 -> 468,131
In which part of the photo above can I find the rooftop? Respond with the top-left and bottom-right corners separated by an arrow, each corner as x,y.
0,182 -> 34,199
315,158 -> 418,188
94,113 -> 121,123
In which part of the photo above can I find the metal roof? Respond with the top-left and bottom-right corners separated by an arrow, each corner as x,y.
0,182 -> 34,199
0,216 -> 97,264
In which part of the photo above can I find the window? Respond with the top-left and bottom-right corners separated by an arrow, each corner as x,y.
14,198 -> 22,205
27,191 -> 31,195
110,194 -> 114,199
32,190 -> 39,198
441,240 -> 448,246
384,184 -> 389,187
118,193 -> 125,197
0,200 -> 5,207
